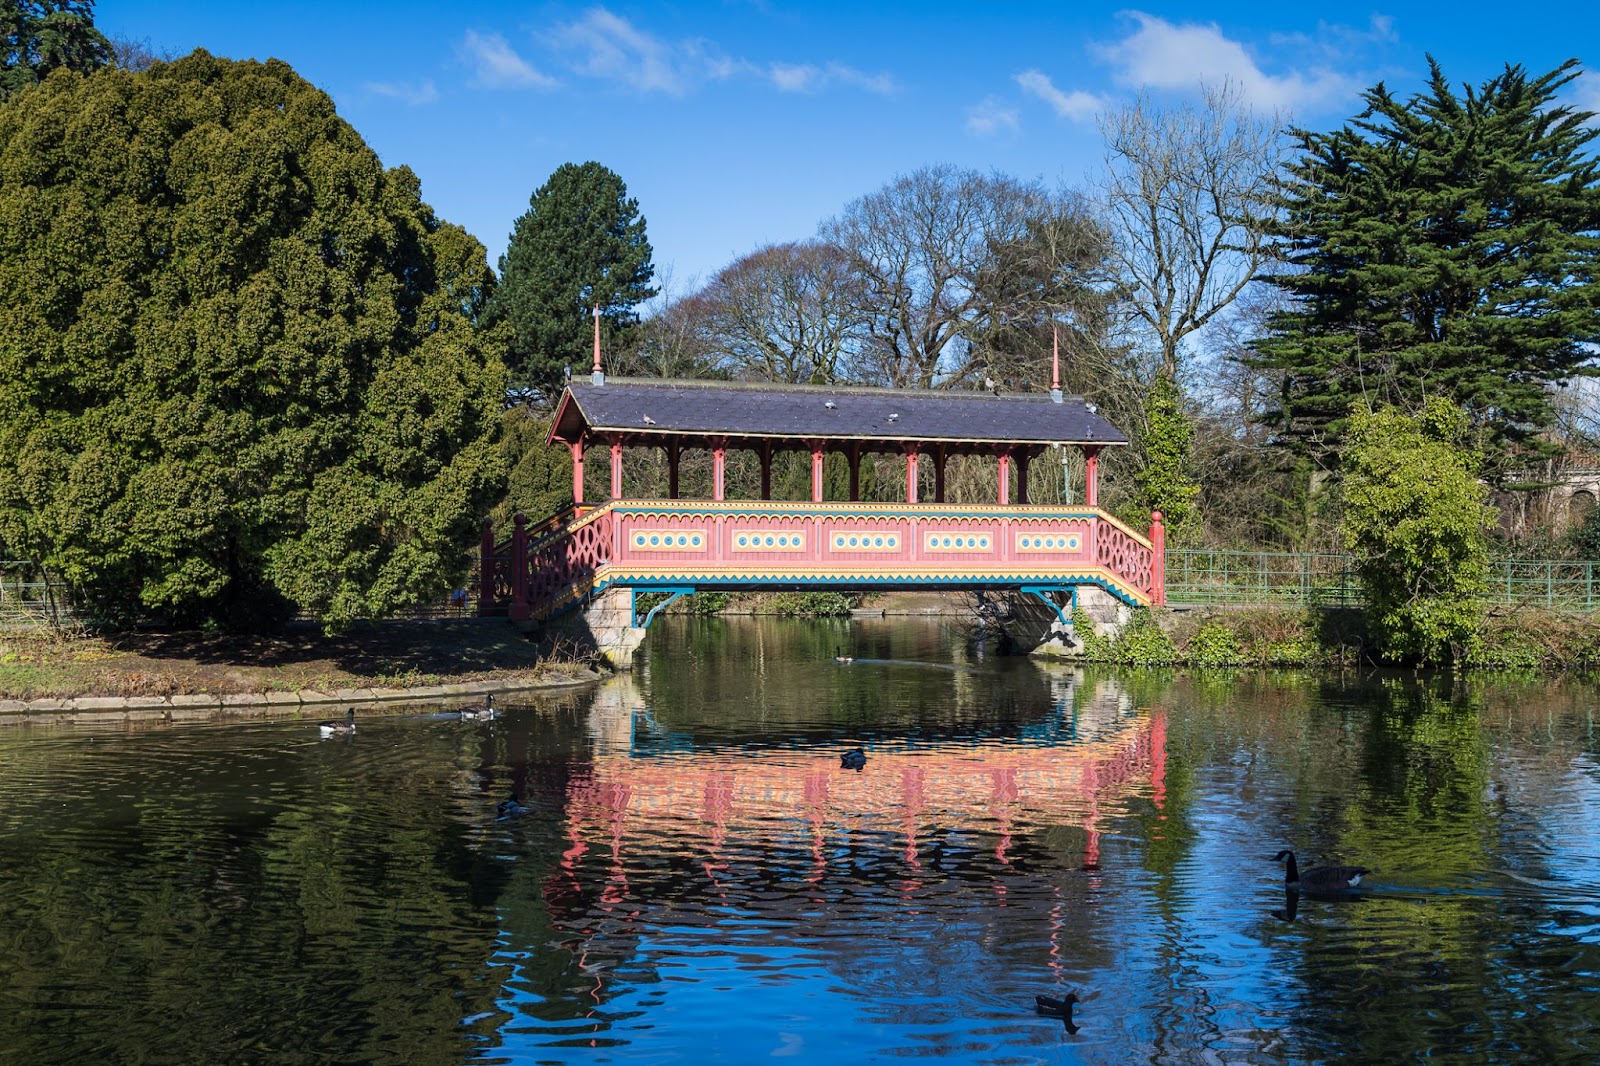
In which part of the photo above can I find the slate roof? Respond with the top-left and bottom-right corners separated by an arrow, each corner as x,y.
548,378 -> 1127,450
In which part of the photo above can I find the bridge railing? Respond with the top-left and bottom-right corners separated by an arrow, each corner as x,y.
481,500 -> 1163,622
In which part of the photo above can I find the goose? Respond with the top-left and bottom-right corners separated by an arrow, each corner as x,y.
1034,992 -> 1080,1033
840,747 -> 867,771
834,647 -> 854,665
459,694 -> 496,721
319,708 -> 355,737
496,792 -> 528,818
1272,849 -> 1370,892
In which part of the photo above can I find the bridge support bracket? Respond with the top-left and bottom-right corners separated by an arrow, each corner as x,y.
1020,585 -> 1078,631
633,587 -> 696,629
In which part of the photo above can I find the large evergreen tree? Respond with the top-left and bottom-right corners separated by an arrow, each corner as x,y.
1247,59 -> 1600,471
491,161 -> 656,398
0,51 -> 508,629
0,0 -> 111,99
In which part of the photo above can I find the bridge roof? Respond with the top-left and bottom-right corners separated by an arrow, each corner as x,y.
548,378 -> 1128,450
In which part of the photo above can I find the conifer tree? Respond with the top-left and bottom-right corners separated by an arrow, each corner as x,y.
491,162 -> 656,399
1247,59 -> 1600,471
0,0 -> 111,99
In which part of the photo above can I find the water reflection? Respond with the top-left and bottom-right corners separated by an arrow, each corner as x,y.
2,619 -> 1600,1064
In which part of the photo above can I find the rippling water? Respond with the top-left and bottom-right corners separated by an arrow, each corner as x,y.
3,617 -> 1600,1064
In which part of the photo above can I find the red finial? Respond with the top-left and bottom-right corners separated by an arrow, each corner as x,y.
592,305 -> 602,375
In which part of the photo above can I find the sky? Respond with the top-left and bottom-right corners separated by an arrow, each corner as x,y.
98,1 -> 1600,298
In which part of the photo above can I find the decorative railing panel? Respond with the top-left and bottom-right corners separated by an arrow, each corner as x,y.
483,501 -> 1163,622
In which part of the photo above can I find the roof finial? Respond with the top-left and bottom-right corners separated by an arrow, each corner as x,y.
1050,323 -> 1062,403
592,304 -> 605,386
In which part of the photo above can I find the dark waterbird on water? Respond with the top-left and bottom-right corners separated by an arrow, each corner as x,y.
459,693 -> 496,721
1273,849 -> 1370,892
497,793 -> 528,818
1034,992 -> 1080,1033
840,747 -> 867,771
318,708 -> 355,737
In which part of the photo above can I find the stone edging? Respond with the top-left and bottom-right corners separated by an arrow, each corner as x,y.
0,674 -> 600,726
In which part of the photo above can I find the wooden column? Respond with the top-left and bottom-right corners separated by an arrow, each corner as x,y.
811,442 -> 825,502
712,439 -> 727,502
667,440 -> 680,499
904,444 -> 920,503
934,446 -> 947,504
848,443 -> 861,502
760,441 -> 773,500
997,450 -> 1012,506
609,436 -> 623,500
509,513 -> 529,621
1016,449 -> 1031,505
1150,510 -> 1166,606
1085,446 -> 1100,507
569,438 -> 585,505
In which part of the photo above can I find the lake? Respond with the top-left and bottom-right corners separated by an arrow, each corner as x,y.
2,615 -> 1598,1064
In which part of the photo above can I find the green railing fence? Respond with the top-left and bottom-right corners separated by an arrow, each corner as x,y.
1166,549 -> 1600,611
1,561 -> 72,629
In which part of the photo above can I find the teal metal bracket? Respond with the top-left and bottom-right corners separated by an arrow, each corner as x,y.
1020,585 -> 1078,630
633,587 -> 696,629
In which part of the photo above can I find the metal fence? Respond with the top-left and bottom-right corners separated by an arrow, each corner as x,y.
0,562 -> 73,629
1166,549 -> 1600,611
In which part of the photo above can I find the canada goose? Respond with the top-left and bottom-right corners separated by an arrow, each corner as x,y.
459,694 -> 496,721
834,647 -> 854,664
1273,849 -> 1370,892
496,793 -> 528,818
840,747 -> 867,771
319,708 -> 355,737
1034,992 -> 1080,1033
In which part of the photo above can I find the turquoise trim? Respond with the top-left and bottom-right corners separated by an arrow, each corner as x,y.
1020,585 -> 1078,628
633,586 -> 696,628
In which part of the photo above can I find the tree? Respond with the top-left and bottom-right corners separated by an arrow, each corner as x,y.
491,161 -> 656,398
0,0 -> 111,99
690,241 -> 867,384
1341,399 -> 1493,664
1248,59 -> 1600,471
0,51 -> 508,630
1132,375 -> 1200,542
822,165 -> 1067,389
1097,81 -> 1284,379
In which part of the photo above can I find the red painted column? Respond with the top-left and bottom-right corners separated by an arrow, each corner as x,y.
934,447 -> 947,503
997,450 -> 1012,506
569,438 -> 585,505
477,517 -> 495,616
609,437 -> 623,500
904,445 -> 920,503
509,513 -> 529,621
713,441 -> 727,502
1084,446 -> 1100,507
1150,510 -> 1167,606
811,443 -> 825,502
667,440 -> 680,499
1016,450 -> 1031,505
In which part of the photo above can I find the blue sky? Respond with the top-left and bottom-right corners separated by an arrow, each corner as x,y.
99,2 -> 1600,295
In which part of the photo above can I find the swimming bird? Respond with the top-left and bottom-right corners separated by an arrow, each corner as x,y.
319,708 -> 355,737
840,747 -> 867,771
459,693 -> 496,721
1273,849 -> 1370,892
496,792 -> 528,818
834,647 -> 854,664
1034,992 -> 1080,1033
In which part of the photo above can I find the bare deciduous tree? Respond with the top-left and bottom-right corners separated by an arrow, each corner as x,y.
1097,81 -> 1286,378
692,241 -> 867,384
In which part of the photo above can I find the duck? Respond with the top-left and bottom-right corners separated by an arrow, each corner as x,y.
834,647 -> 855,665
840,747 -> 867,771
319,708 -> 355,737
459,694 -> 496,721
1273,849 -> 1370,892
496,792 -> 528,818
1034,992 -> 1080,1033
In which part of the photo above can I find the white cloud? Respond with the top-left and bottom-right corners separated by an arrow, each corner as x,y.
460,29 -> 559,89
1096,11 -> 1355,113
547,8 -> 731,95
1575,70 -> 1600,126
767,61 -> 895,95
1015,69 -> 1103,121
965,98 -> 1020,137
364,80 -> 439,106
